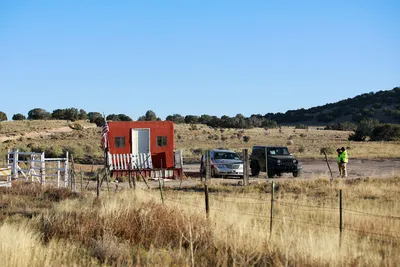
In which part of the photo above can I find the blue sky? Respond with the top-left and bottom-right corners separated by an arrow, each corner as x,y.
0,0 -> 399,120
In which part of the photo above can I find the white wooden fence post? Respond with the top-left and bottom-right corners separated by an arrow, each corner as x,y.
40,152 -> 45,185
57,161 -> 61,188
64,151 -> 69,188
13,149 -> 18,180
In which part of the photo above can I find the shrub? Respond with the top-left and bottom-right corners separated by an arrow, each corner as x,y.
299,133 -> 307,138
12,113 -> 26,121
320,147 -> 334,155
287,139 -> 294,145
189,124 -> 198,131
191,148 -> 203,155
243,136 -> 250,143
0,111 -> 7,121
299,146 -> 306,153
295,124 -> 308,129
371,124 -> 400,141
68,123 -> 84,130
27,108 -> 51,120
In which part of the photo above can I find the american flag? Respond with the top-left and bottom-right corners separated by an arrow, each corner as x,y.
101,117 -> 109,149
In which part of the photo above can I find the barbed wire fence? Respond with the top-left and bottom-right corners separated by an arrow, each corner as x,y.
148,180 -> 400,248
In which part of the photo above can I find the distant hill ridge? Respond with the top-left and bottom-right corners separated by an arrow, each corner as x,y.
265,87 -> 400,125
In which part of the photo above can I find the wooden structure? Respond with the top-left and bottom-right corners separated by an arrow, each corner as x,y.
106,121 -> 183,178
6,149 -> 69,187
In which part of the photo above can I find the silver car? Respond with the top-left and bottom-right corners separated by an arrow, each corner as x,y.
200,149 -> 244,178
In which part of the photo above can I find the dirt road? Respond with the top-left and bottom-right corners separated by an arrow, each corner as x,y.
175,158 -> 400,185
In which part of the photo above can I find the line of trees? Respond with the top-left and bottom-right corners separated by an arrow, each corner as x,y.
165,113 -> 278,129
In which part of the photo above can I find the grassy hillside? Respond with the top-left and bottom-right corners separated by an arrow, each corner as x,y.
267,87 -> 400,125
1,120 -> 400,165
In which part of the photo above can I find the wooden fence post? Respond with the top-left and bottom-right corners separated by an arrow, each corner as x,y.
265,147 -> 269,179
80,168 -> 83,192
57,161 -> 61,188
204,183 -> 210,218
64,151 -> 69,188
243,149 -> 249,186
339,189 -> 343,248
270,182 -> 274,235
206,150 -> 211,184
159,179 -> 165,204
323,151 -> 333,181
13,149 -> 18,180
40,152 -> 45,186
128,163 -> 133,189
96,173 -> 100,198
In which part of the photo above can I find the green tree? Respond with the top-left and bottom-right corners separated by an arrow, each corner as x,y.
166,114 -> 185,123
138,110 -> 157,121
88,112 -> 103,126
12,113 -> 26,120
78,109 -> 88,120
371,124 -> 400,141
0,111 -> 7,121
28,108 -> 51,120
106,114 -> 132,121
64,108 -> 79,121
51,109 -> 66,120
348,118 -> 379,141
184,115 -> 199,124
118,114 -> 132,121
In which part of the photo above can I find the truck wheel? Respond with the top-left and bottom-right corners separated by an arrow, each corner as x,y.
293,171 -> 301,177
267,170 -> 275,178
251,162 -> 260,176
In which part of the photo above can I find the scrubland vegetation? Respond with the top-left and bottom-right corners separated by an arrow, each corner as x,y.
0,177 -> 399,266
1,120 -> 400,165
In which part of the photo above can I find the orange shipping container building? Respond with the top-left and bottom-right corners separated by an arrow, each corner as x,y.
106,121 -> 182,178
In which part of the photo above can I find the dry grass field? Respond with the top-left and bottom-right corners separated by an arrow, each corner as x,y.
174,124 -> 400,160
0,177 -> 399,266
1,120 -> 400,265
1,120 -> 400,165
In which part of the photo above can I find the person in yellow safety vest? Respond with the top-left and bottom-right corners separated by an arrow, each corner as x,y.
339,147 -> 348,178
336,148 -> 343,177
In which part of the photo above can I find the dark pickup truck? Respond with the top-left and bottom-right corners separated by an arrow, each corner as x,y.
250,146 -> 302,177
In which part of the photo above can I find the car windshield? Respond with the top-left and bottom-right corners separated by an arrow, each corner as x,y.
214,152 -> 240,160
268,147 -> 290,155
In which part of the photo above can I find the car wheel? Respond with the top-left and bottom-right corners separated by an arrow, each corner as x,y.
293,170 -> 301,177
251,162 -> 260,176
211,167 -> 217,178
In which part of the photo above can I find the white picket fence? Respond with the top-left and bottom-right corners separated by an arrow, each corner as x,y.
108,152 -> 153,171
4,149 -> 69,187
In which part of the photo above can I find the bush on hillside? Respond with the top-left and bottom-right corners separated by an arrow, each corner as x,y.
295,124 -> 308,129
0,111 -> 7,121
12,113 -> 26,120
28,108 -> 51,120
371,124 -> 400,141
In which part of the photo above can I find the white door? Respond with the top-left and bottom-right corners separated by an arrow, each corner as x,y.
131,128 -> 150,154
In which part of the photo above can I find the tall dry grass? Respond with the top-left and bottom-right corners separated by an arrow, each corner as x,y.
1,178 -> 399,266
0,221 -> 97,266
